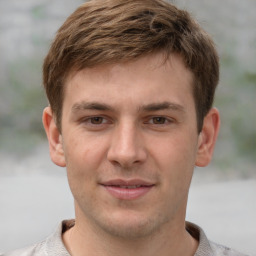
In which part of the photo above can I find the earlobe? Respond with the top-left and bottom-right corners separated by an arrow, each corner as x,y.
195,108 -> 220,167
42,107 -> 66,167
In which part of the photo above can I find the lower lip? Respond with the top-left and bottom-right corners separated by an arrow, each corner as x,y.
103,186 -> 153,200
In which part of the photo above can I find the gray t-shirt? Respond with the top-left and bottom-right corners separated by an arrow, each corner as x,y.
1,220 -> 248,256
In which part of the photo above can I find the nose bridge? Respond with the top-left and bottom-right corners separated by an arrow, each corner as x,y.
107,119 -> 146,166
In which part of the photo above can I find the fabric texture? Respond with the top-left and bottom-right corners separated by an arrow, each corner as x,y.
1,220 -> 248,256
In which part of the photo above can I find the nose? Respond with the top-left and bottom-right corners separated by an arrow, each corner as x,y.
107,122 -> 147,168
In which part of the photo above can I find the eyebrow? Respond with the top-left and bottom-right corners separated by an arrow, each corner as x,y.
71,101 -> 185,114
71,101 -> 114,113
139,102 -> 185,113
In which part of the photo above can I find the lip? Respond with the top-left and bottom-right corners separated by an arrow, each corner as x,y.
100,179 -> 155,200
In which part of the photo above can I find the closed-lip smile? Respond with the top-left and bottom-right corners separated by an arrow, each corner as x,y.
100,179 -> 155,200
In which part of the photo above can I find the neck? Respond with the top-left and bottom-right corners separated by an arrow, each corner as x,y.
63,218 -> 198,256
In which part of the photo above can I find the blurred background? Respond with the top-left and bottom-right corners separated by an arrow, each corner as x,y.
0,0 -> 255,254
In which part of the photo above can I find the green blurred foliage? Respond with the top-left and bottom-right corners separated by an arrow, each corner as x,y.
0,56 -> 47,155
31,5 -> 46,20
214,53 -> 256,173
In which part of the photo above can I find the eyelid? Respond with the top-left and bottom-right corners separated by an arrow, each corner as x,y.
80,115 -> 112,125
144,116 -> 175,125
78,115 -> 176,127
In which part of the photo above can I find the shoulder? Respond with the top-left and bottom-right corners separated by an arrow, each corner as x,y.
209,241 -> 249,256
1,242 -> 45,256
186,221 -> 248,256
1,220 -> 74,256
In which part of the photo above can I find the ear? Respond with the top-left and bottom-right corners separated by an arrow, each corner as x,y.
42,106 -> 66,167
195,107 -> 220,167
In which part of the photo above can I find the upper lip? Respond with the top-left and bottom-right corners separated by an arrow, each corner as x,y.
100,179 -> 155,187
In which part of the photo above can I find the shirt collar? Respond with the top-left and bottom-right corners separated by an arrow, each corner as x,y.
45,220 -> 214,256
186,221 -> 214,256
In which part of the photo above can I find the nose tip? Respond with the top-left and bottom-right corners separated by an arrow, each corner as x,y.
108,150 -> 141,168
107,125 -> 147,168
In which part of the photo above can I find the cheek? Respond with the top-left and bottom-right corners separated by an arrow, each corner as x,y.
62,135 -> 108,192
150,131 -> 198,168
147,132 -> 198,191
64,132 -> 108,167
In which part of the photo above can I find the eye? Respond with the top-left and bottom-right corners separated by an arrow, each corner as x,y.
81,116 -> 109,126
79,115 -> 113,131
90,117 -> 105,124
147,116 -> 171,125
144,116 -> 175,127
151,117 -> 167,124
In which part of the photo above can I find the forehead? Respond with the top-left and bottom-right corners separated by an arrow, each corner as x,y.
63,53 -> 195,111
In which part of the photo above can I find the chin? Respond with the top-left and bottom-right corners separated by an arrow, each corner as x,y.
97,210 -> 170,239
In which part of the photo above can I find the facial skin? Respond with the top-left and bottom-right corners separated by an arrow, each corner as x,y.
43,53 -> 220,256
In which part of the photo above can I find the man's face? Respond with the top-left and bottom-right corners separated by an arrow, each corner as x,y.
47,53 -> 209,238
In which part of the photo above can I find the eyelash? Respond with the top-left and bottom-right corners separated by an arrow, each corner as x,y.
146,116 -> 173,125
79,115 -> 175,130
82,116 -> 110,125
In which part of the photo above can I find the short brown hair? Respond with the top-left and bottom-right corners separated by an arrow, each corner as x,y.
43,0 -> 219,132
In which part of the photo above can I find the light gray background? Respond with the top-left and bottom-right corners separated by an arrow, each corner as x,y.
0,0 -> 255,254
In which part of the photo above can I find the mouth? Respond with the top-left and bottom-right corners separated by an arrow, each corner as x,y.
100,179 -> 155,200
115,185 -> 146,189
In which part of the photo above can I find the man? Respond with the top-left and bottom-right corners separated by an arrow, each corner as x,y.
3,0 -> 247,255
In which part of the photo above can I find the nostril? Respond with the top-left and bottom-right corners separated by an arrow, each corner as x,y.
107,150 -> 146,168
